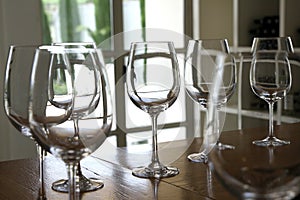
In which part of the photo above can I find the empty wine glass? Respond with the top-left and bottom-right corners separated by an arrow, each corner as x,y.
29,46 -> 113,199
4,45 -> 46,200
50,42 -> 105,193
184,40 -> 236,163
251,37 -> 294,53
209,131 -> 300,199
250,37 -> 294,146
193,39 -> 235,150
250,50 -> 292,146
126,41 -> 180,178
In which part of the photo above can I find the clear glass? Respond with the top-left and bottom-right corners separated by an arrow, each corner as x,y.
126,41 -> 180,178
210,132 -> 300,199
250,50 -> 292,146
29,46 -> 113,200
125,53 -> 186,129
184,39 -> 236,163
250,37 -> 294,146
50,42 -> 104,193
3,45 -> 46,200
251,37 -> 294,53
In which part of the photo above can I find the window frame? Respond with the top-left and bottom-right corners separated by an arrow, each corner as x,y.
106,0 -> 197,147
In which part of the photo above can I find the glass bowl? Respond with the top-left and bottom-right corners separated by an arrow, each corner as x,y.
209,131 -> 300,200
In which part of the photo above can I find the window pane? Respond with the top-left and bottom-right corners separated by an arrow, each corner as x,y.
42,0 -> 112,45
122,0 -> 184,49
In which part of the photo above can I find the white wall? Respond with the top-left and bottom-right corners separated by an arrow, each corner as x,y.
0,0 -> 42,160
199,0 -> 234,45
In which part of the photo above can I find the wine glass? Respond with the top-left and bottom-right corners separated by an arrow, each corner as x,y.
209,129 -> 300,199
184,40 -> 236,163
3,45 -> 46,200
250,50 -> 292,146
29,46 -> 113,199
251,37 -> 294,53
50,42 -> 105,192
126,41 -> 180,178
190,39 -> 235,150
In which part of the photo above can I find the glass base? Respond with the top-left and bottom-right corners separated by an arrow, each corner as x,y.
132,166 -> 179,179
52,176 -> 104,193
216,142 -> 235,150
37,193 -> 47,200
187,152 -> 208,163
252,136 -> 290,147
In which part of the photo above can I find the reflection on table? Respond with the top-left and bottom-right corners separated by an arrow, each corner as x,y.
1,122 -> 300,199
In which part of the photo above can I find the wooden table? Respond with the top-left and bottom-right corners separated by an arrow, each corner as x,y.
2,123 -> 300,199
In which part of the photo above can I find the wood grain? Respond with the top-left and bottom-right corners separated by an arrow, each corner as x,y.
1,123 -> 300,199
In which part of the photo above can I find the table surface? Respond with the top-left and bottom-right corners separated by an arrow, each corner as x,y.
2,123 -> 300,200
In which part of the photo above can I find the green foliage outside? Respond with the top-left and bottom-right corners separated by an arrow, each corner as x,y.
41,0 -> 111,45
59,0 -> 81,42
53,81 -> 68,95
41,2 -> 52,44
140,0 -> 145,41
86,0 -> 111,45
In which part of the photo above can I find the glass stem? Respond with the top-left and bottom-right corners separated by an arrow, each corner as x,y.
205,109 -> 209,132
36,144 -> 46,200
150,113 -> 161,169
215,110 -> 220,140
73,118 -> 79,140
153,179 -> 159,200
67,162 -> 80,200
269,102 -> 274,138
205,109 -> 220,141
202,109 -> 213,155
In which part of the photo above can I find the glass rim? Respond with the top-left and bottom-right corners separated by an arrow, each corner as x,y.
51,42 -> 96,46
252,36 -> 292,40
188,38 -> 229,43
251,36 -> 294,53
9,44 -> 40,49
186,39 -> 230,54
38,45 -> 97,54
130,41 -> 175,45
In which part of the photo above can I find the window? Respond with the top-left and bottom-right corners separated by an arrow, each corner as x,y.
42,0 -> 196,148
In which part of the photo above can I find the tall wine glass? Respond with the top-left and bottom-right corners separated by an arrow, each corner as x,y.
29,46 -> 113,199
192,39 -> 235,150
184,40 -> 236,163
126,41 -> 180,178
4,45 -> 46,200
250,37 -> 294,146
51,42 -> 105,192
250,50 -> 292,146
251,37 -> 294,53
